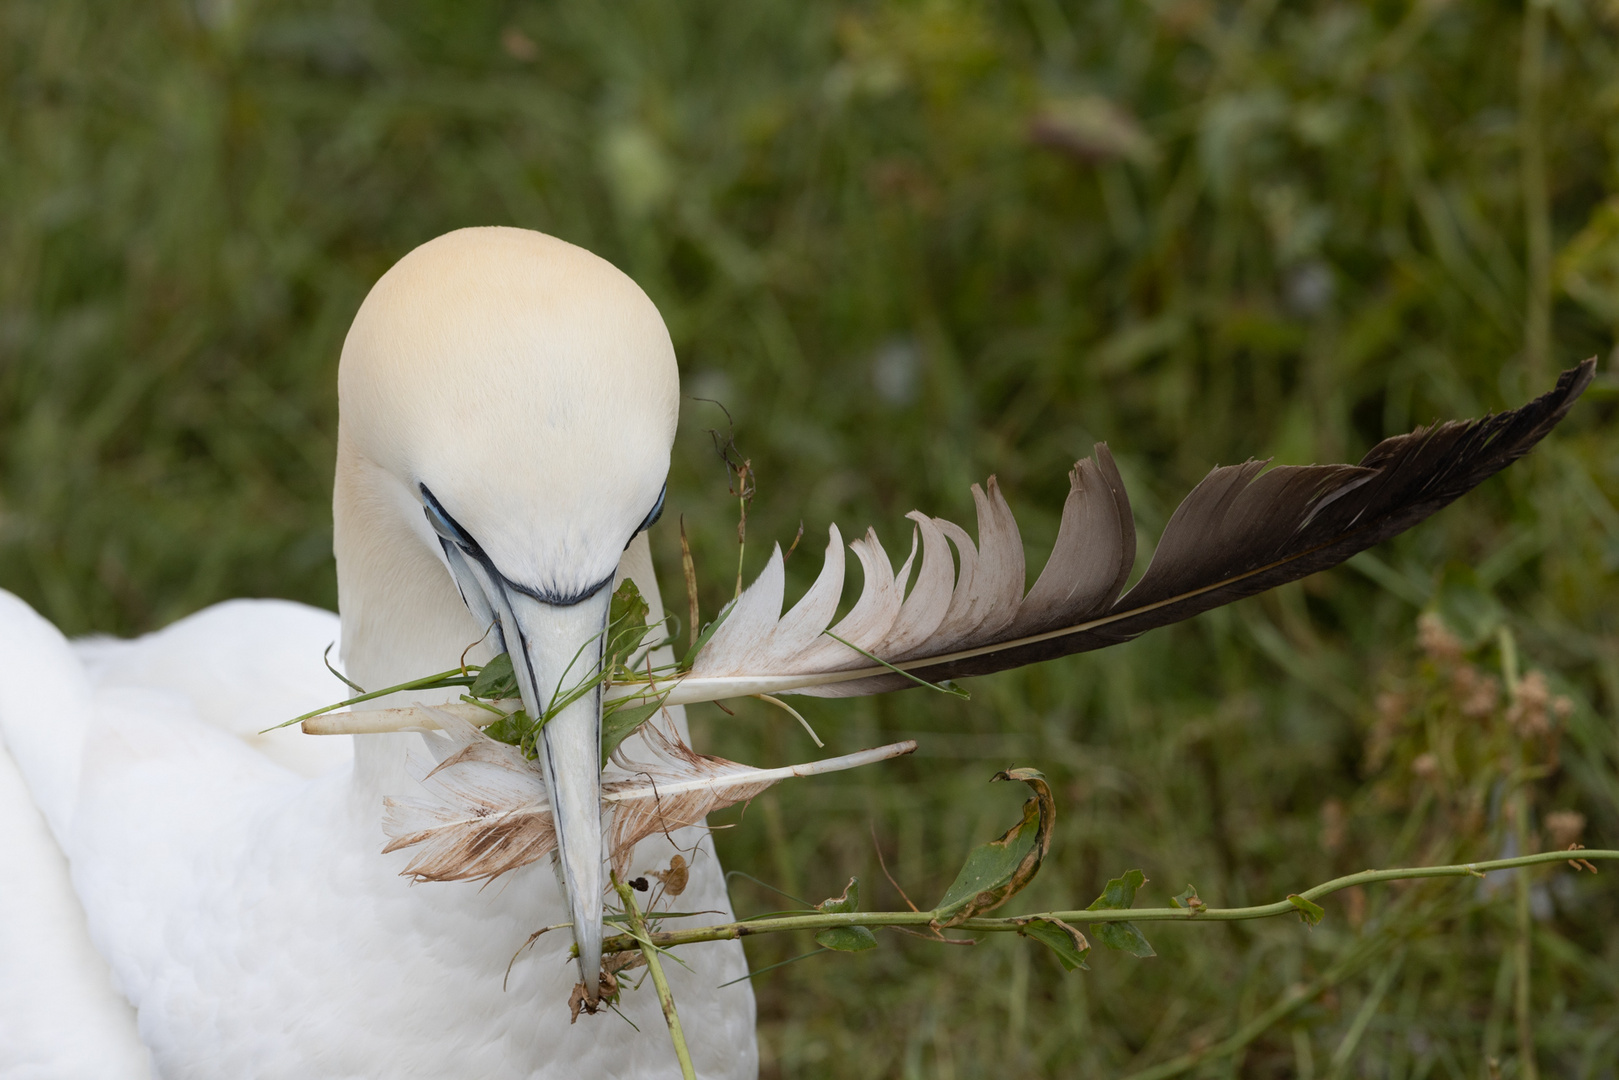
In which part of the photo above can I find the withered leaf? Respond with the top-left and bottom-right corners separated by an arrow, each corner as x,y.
933,768 -> 1055,927
648,853 -> 689,897
568,968 -> 620,1023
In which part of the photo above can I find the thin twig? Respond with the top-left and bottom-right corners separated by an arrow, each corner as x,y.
503,923 -> 570,991
613,874 -> 695,1080
820,630 -> 969,697
871,824 -> 920,913
679,515 -> 699,654
458,622 -> 496,673
323,643 -> 365,694
751,693 -> 824,747
717,947 -> 829,987
869,824 -> 975,943
1511,794 -> 1541,1080
783,520 -> 804,564
594,849 -> 1617,955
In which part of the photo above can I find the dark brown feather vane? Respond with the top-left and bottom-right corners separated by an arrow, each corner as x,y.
901,358 -> 1595,685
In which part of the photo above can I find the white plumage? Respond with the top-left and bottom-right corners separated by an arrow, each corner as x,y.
0,228 -> 758,1078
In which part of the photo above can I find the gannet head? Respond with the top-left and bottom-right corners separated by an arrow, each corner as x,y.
338,226 -> 677,1000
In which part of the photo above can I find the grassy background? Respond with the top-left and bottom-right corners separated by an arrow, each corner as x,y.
5,0 -> 1619,1075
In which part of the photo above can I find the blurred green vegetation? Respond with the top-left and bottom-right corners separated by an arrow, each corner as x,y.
5,0 -> 1619,1075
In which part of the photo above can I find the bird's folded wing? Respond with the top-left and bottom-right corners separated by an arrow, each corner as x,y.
669,358 -> 1596,703
0,592 -> 153,1078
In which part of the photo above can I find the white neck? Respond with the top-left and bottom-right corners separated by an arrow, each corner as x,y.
333,430 -> 491,800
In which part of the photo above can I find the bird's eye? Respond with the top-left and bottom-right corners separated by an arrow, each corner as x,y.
634,483 -> 667,536
420,486 -> 471,548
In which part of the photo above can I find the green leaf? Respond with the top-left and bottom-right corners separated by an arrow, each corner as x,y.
1287,893 -> 1325,926
610,578 -> 650,625
814,926 -> 878,952
933,768 -> 1055,927
484,709 -> 541,759
816,877 -> 861,914
1171,884 -> 1203,911
469,652 -> 516,699
601,697 -> 665,760
608,579 -> 652,656
1088,868 -> 1146,911
1016,916 -> 1090,971
1087,869 -> 1156,957
1095,921 -> 1156,957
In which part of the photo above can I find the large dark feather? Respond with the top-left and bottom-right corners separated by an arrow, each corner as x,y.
901,358 -> 1596,685
671,360 -> 1593,704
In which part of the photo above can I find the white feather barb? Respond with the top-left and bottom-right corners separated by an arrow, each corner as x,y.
380,708 -> 916,883
681,451 -> 1130,697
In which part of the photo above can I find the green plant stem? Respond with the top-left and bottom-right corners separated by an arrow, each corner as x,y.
595,849 -> 1618,954
613,876 -> 695,1080
1512,794 -> 1541,1080
266,667 -> 480,730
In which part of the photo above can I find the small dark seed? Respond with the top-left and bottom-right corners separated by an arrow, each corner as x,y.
630,877 -> 649,892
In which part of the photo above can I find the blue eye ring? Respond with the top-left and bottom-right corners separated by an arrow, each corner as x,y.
637,482 -> 667,535
420,485 -> 472,548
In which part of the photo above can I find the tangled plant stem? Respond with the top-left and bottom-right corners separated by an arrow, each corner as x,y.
613,874 -> 696,1080
596,849 -> 1616,955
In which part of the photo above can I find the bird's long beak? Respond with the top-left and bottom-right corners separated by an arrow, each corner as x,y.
502,585 -> 613,1000
440,538 -> 614,998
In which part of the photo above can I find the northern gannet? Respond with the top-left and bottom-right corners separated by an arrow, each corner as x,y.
1,227 -> 757,1078
0,223 -> 1595,1077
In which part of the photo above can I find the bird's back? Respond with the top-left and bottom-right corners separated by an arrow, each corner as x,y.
0,593 -> 351,1077
1,590 -> 757,1079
